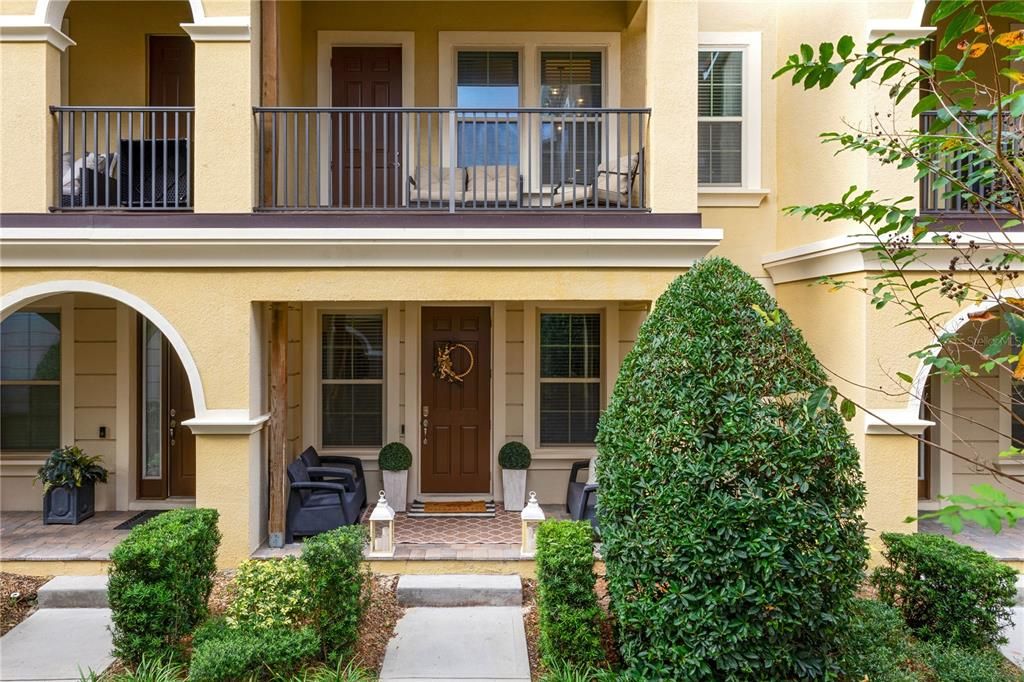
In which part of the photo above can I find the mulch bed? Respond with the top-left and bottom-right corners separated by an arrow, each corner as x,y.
206,569 -> 237,617
0,572 -> 51,636
351,574 -> 403,673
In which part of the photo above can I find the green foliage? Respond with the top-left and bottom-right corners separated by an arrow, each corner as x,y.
535,520 -> 604,668
108,508 -> 220,664
498,441 -> 532,469
35,445 -> 108,492
300,526 -> 368,660
596,258 -> 868,680
78,656 -> 186,682
871,532 -> 1017,649
378,442 -> 412,471
273,660 -> 376,682
917,639 -> 1024,682
840,599 -> 919,682
914,484 -> 1024,534
189,618 -> 320,681
227,557 -> 311,630
539,660 -> 620,682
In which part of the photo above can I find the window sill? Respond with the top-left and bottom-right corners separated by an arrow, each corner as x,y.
997,457 -> 1024,475
698,187 -> 770,208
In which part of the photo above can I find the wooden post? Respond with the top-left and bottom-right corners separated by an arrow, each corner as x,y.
268,302 -> 288,547
260,0 -> 278,206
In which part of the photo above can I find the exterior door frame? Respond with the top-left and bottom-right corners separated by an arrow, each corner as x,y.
316,31 -> 416,205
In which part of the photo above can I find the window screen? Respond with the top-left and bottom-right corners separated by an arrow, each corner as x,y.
539,313 -> 601,445
0,311 -> 61,451
321,313 -> 384,447
698,49 -> 743,186
457,51 -> 520,167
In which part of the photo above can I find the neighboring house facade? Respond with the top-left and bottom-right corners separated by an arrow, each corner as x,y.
0,0 -> 1018,566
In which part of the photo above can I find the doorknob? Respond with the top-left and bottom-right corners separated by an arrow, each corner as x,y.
422,406 -> 429,445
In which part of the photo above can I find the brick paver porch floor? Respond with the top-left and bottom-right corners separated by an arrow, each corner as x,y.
0,511 -> 136,561
918,517 -> 1024,562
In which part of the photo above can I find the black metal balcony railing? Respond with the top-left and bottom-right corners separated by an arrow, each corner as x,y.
253,107 -> 649,212
919,110 -> 1019,217
51,106 -> 194,211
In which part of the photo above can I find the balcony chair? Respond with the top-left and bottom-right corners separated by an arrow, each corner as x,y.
119,138 -> 190,208
407,166 -> 466,205
298,446 -> 367,510
285,458 -> 362,543
464,165 -> 522,208
548,151 -> 642,208
60,152 -> 117,208
567,459 -> 598,531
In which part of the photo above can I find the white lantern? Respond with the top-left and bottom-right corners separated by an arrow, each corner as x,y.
368,490 -> 396,557
520,491 -> 545,557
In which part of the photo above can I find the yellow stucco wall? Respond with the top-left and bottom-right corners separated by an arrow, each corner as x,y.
195,432 -> 260,567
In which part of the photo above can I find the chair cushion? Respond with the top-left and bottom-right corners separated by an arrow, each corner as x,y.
466,165 -> 519,202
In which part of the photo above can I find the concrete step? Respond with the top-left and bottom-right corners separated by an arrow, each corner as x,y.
1017,576 -> 1024,607
396,574 -> 522,607
36,576 -> 109,609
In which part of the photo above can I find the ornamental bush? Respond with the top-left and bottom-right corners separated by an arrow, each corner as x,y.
498,441 -> 532,469
108,508 -> 220,663
189,618 -> 320,681
871,532 -> 1017,649
535,520 -> 604,667
378,442 -> 412,471
596,258 -> 868,680
301,525 -> 368,659
226,557 -> 311,630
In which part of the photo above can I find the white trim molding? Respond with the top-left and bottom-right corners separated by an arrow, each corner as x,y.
0,227 -> 723,268
864,409 -> 933,436
183,411 -> 269,435
0,23 -> 74,50
867,0 -> 935,43
180,18 -> 251,43
763,232 -> 1024,285
697,32 -> 764,198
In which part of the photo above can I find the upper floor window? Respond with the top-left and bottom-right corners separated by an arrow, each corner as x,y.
321,313 -> 384,448
540,51 -> 604,185
457,51 -> 520,167
697,33 -> 763,200
0,312 -> 61,451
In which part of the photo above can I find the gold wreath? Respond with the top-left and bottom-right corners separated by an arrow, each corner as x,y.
434,342 -> 475,383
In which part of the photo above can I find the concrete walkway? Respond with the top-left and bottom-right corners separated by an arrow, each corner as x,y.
0,577 -> 113,681
380,575 -> 530,681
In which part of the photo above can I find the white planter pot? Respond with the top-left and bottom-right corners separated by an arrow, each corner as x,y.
502,469 -> 528,511
382,469 -> 408,512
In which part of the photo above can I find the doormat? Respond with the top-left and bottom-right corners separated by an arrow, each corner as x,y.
408,499 -> 496,518
113,510 -> 168,530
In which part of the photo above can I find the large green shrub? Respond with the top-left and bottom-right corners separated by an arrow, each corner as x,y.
498,441 -> 532,469
378,442 -> 412,471
917,640 -> 1024,682
108,508 -> 220,663
596,258 -> 868,680
535,520 -> 604,667
871,532 -> 1017,649
301,526 -> 368,659
226,557 -> 311,630
840,599 -> 918,682
189,618 -> 320,681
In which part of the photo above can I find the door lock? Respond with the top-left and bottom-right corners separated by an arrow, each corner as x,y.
421,406 -> 429,444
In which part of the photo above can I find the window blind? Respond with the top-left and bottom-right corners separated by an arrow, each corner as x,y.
539,313 -> 601,445
0,311 -> 61,451
698,49 -> 743,186
321,314 -> 384,448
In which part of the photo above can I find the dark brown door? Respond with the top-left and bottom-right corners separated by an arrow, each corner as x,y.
148,36 -> 195,107
138,334 -> 196,499
421,307 -> 491,494
331,46 -> 402,208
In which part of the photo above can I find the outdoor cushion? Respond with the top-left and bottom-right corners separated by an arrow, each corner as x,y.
408,166 -> 466,203
465,165 -> 520,204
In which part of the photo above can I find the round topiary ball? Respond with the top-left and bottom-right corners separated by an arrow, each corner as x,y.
498,441 -> 531,469
596,257 -> 868,680
378,442 -> 412,471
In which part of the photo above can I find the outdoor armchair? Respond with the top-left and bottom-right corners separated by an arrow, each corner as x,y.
298,446 -> 367,510
566,460 -> 598,530
285,458 -> 362,543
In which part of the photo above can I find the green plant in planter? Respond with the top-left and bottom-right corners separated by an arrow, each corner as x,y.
35,445 -> 108,491
378,442 -> 412,471
498,441 -> 531,469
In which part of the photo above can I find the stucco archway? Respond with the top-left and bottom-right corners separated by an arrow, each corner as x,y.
35,0 -> 203,28
1,279 -> 210,418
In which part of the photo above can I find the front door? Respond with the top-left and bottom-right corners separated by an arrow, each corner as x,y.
331,46 -> 402,208
148,36 -> 195,107
421,307 -> 491,494
139,320 -> 196,499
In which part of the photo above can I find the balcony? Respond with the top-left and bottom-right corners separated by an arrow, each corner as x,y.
254,107 -> 649,212
52,106 -> 195,212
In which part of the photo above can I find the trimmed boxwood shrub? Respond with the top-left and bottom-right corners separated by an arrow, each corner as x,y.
871,532 -> 1018,649
189,618 -> 320,681
226,557 -> 311,630
108,508 -> 220,663
840,599 -> 918,682
498,441 -> 532,469
596,258 -> 868,680
378,442 -> 412,471
535,520 -> 603,667
301,525 -> 368,659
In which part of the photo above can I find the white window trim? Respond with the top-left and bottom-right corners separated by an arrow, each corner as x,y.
697,32 -> 768,208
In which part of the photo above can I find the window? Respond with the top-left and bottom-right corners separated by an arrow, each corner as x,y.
539,313 -> 601,445
540,51 -> 603,185
0,311 -> 61,451
457,51 -> 520,167
141,319 -> 163,479
697,33 -> 762,196
321,313 -> 384,448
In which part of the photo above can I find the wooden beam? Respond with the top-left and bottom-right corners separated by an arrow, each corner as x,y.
268,302 -> 288,547
259,0 -> 278,206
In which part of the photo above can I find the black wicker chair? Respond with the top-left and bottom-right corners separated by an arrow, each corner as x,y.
285,458 -> 362,543
298,446 -> 367,511
119,138 -> 190,208
566,460 -> 598,530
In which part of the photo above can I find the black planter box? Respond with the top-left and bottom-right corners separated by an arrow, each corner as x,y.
43,482 -> 96,525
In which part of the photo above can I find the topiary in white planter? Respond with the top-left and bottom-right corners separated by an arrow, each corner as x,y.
499,441 -> 531,511
378,442 -> 412,512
